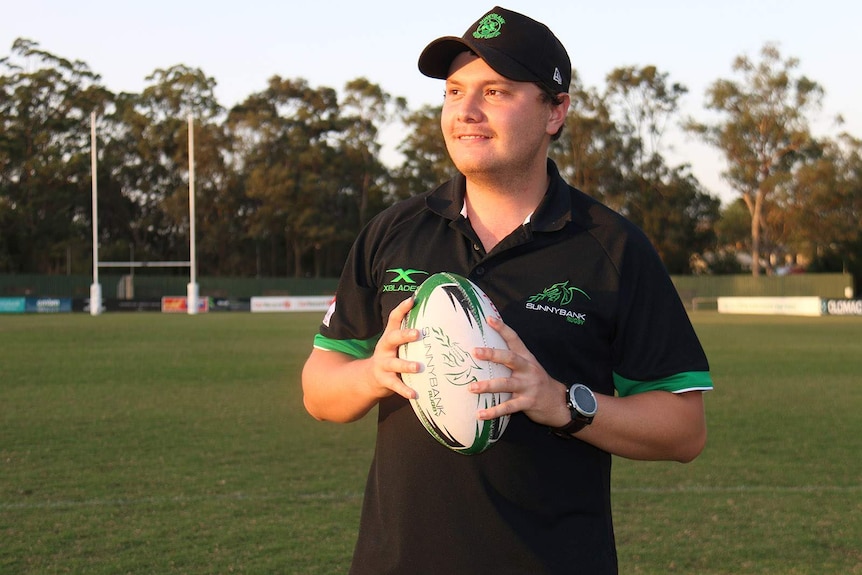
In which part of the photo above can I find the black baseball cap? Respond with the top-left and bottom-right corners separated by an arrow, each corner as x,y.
418,6 -> 571,94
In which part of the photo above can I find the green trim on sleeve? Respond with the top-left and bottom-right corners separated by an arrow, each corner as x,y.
613,371 -> 713,397
313,333 -> 380,360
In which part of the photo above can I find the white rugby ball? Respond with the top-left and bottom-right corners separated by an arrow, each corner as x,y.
399,272 -> 511,455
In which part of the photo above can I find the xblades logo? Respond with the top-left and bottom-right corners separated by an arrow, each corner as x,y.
382,268 -> 429,293
526,280 -> 590,325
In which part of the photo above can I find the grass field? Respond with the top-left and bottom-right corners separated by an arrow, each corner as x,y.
1,311 -> 860,574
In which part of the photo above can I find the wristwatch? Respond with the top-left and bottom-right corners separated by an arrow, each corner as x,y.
551,383 -> 597,438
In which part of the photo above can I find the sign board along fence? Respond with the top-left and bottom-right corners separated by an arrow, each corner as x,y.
717,297 -> 862,316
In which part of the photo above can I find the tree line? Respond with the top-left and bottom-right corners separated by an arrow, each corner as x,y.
1,39 -> 860,281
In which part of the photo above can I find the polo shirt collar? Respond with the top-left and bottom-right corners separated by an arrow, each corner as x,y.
458,203 -> 534,226
427,159 -> 572,233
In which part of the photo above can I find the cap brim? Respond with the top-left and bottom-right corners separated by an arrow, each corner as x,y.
418,36 -> 538,84
418,37 -> 473,79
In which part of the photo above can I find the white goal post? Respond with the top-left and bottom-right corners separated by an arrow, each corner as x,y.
90,112 -> 199,315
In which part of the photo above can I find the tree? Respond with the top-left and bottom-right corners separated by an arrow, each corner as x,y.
552,71 -> 625,202
715,198 -> 751,249
129,65 -> 226,269
339,78 -> 406,227
554,67 -> 719,273
0,38 -> 112,273
393,104 -> 455,199
686,43 -> 823,275
604,66 -> 718,272
86,97 -> 140,266
779,134 -> 862,273
8,37 -> 858,284
604,65 -> 687,179
228,77 -> 345,277
624,163 -> 720,274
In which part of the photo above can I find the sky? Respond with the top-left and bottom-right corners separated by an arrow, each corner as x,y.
3,0 -> 860,204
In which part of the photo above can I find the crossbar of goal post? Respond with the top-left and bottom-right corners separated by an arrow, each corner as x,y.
98,261 -> 192,268
90,113 -> 199,315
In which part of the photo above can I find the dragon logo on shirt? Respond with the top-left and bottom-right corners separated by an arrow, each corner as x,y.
526,280 -> 590,325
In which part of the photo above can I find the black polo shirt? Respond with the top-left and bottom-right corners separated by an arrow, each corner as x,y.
314,159 -> 712,574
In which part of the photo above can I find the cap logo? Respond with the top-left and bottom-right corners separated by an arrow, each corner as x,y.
473,13 -> 505,39
553,67 -> 563,86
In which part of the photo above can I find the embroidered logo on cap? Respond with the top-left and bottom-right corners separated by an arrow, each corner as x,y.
473,13 -> 505,39
553,67 -> 563,85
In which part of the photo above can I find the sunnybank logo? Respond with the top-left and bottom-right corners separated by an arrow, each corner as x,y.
473,13 -> 505,39
382,268 -> 429,293
526,281 -> 590,325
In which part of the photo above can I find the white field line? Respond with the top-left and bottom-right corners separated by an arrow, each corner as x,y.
0,490 -> 364,511
614,485 -> 862,494
1,485 -> 859,511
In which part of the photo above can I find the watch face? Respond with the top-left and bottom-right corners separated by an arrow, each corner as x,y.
572,385 -> 597,415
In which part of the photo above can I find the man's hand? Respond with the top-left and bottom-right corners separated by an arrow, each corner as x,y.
367,296 -> 421,401
302,297 -> 420,422
467,316 -> 707,462
468,315 -> 570,428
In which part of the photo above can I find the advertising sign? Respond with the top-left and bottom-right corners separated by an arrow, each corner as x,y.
250,296 -> 334,313
717,297 -> 823,316
24,298 -> 72,313
0,297 -> 25,313
822,299 -> 862,316
161,296 -> 210,313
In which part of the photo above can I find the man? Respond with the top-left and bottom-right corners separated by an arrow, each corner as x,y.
302,6 -> 713,574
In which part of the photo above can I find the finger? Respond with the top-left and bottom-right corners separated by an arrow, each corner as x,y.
469,373 -> 515,394
473,345 -> 517,370
388,374 -> 419,400
387,296 -> 415,330
477,396 -> 523,421
380,298 -> 421,348
375,342 -> 423,387
486,315 -> 533,359
385,326 -> 421,348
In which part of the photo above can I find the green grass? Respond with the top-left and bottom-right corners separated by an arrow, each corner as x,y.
1,312 -> 861,574
612,314 -> 862,574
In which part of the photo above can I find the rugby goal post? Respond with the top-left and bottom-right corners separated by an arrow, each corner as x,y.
90,113 -> 199,315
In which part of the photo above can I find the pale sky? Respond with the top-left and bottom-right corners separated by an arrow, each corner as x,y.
3,0 -> 860,204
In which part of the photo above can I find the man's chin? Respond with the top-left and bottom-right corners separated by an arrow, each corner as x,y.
450,157 -> 498,178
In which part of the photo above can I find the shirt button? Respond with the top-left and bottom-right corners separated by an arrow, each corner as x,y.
475,266 -> 486,276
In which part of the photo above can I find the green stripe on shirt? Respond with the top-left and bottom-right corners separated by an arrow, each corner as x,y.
614,371 -> 713,397
313,333 -> 379,359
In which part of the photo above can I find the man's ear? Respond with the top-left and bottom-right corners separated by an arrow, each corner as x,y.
547,93 -> 570,135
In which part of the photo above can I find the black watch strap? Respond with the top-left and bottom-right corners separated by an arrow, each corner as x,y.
550,384 -> 596,439
551,413 -> 590,437
551,414 -> 590,437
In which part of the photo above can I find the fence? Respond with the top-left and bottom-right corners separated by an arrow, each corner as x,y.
0,274 -> 339,300
672,273 -> 853,309
0,273 -> 853,307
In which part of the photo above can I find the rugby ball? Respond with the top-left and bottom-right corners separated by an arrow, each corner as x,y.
399,272 -> 511,455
